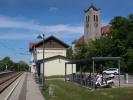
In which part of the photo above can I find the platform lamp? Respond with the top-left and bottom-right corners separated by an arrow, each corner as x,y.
37,34 -> 45,87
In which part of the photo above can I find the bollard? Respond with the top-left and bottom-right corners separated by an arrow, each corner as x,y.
49,84 -> 54,96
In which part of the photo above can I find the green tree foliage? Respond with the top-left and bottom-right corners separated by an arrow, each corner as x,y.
73,14 -> 133,73
73,43 -> 89,59
66,47 -> 73,59
0,57 -> 29,72
0,57 -> 14,71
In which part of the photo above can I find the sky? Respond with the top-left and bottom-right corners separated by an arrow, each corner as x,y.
0,0 -> 132,63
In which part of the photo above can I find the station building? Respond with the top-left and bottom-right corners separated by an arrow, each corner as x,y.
29,36 -> 76,76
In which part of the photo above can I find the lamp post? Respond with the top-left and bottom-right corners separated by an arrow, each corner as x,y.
37,34 -> 45,87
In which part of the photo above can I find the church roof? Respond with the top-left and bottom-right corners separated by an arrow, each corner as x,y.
72,35 -> 84,44
72,25 -> 110,44
101,25 -> 110,35
84,5 -> 99,12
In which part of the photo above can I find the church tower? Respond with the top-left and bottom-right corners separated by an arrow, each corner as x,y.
84,5 -> 101,43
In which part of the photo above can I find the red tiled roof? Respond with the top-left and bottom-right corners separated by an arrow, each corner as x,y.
72,35 -> 84,44
72,25 -> 110,44
29,42 -> 37,50
101,25 -> 110,35
78,35 -> 84,43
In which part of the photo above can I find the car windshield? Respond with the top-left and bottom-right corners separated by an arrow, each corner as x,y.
107,68 -> 117,71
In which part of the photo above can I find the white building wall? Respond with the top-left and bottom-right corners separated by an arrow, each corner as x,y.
30,52 -> 37,73
40,59 -> 76,76
36,48 -> 66,60
31,65 -> 36,74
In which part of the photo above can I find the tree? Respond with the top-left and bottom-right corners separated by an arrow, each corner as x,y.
73,43 -> 89,59
73,14 -> 133,73
18,61 -> 29,71
0,57 -> 29,71
66,47 -> 73,59
0,57 -> 14,71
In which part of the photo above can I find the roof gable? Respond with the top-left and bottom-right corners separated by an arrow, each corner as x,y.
29,42 -> 37,51
35,35 -> 69,48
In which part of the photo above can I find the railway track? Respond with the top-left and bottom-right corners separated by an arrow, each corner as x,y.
0,72 -> 23,93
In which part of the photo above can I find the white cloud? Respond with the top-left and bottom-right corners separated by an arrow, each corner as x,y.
0,15 -> 111,40
0,33 -> 35,40
0,15 -> 83,40
0,15 -> 83,34
49,7 -> 59,12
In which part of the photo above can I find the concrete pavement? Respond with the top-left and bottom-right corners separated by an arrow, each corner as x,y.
0,72 -> 45,100
26,72 -> 45,100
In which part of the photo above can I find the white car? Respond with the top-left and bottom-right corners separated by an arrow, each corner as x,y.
103,68 -> 119,75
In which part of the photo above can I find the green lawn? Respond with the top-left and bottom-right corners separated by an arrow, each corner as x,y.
45,75 -> 64,79
42,79 -> 133,100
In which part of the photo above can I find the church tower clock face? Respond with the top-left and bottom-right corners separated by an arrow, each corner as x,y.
84,5 -> 101,43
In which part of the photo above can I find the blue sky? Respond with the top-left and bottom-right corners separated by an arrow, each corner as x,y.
0,0 -> 132,63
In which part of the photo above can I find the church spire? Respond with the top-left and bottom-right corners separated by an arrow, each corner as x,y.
84,4 -> 99,13
84,4 -> 101,43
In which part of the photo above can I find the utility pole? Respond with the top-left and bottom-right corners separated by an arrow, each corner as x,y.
37,34 -> 45,87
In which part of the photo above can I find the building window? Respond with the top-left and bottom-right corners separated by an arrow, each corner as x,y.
86,16 -> 89,23
96,15 -> 98,22
88,16 -> 89,22
94,15 -> 95,21
86,16 -> 87,22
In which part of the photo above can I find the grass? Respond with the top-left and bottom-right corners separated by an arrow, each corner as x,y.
42,79 -> 133,100
45,75 -> 64,79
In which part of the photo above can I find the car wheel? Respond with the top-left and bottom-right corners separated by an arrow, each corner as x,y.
95,83 -> 101,88
109,82 -> 114,87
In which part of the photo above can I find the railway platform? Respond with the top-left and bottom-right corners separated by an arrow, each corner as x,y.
26,72 -> 44,100
0,72 -> 45,100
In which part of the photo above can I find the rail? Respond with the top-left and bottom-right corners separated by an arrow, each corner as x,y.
0,72 -> 23,93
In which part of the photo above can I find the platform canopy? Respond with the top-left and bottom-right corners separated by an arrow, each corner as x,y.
65,57 -> 121,88
65,57 -> 120,64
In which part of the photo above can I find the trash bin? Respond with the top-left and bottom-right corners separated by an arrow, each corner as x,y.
124,73 -> 128,84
